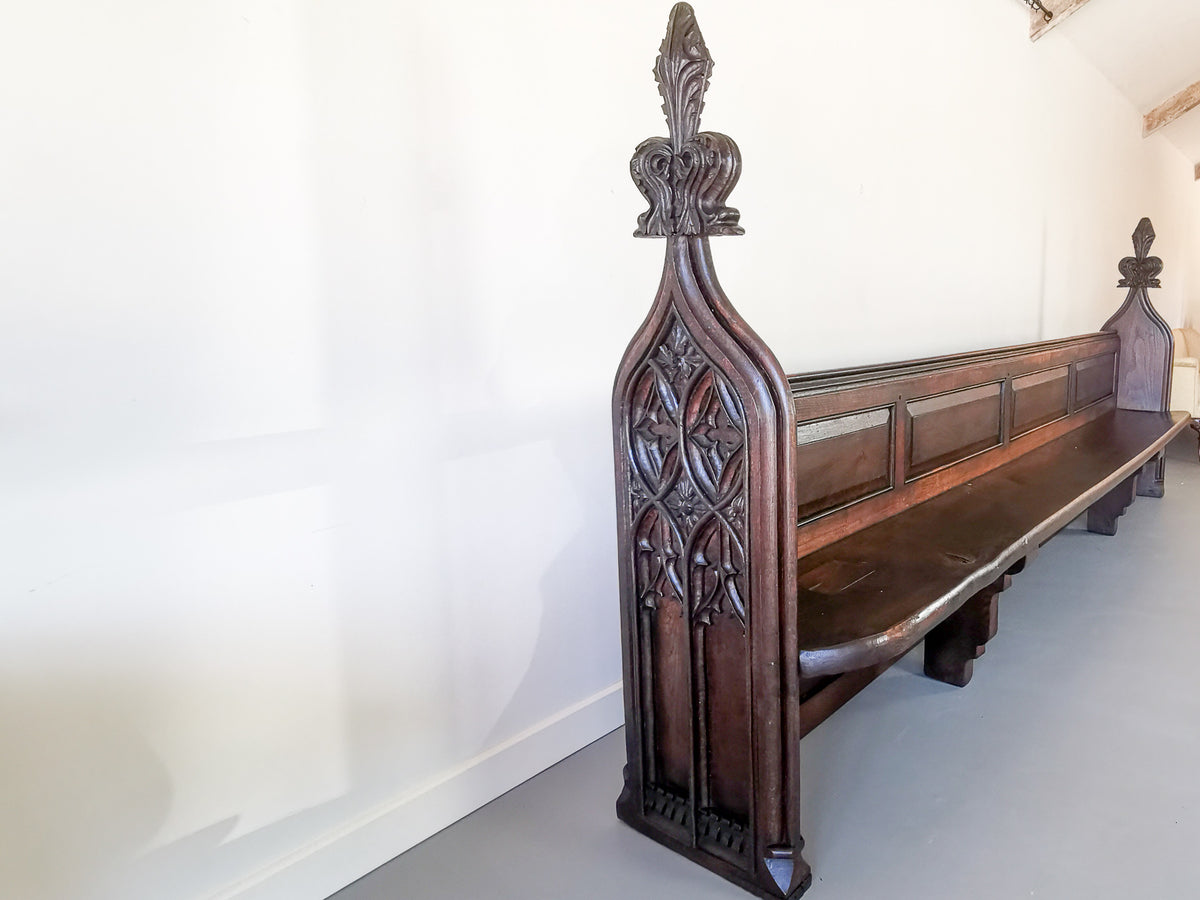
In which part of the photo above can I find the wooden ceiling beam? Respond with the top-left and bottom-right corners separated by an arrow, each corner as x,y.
1144,80 -> 1200,138
1030,0 -> 1093,41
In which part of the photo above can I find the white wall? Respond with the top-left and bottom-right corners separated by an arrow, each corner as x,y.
0,2 -> 1197,899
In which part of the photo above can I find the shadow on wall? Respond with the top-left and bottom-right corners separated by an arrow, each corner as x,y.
303,0 -> 627,857
99,402 -> 619,900
2,6 -> 634,899
478,405 -> 621,750
0,679 -> 171,900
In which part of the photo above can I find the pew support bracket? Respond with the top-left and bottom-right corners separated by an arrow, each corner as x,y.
924,574 -> 1007,687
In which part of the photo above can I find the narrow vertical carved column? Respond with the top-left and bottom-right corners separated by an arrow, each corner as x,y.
612,5 -> 809,898
1102,218 -> 1174,498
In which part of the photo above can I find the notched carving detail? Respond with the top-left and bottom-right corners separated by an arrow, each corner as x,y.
645,783 -> 690,825
697,806 -> 748,855
627,313 -> 748,627
632,3 -> 743,238
1118,217 -> 1163,288
643,786 -> 749,855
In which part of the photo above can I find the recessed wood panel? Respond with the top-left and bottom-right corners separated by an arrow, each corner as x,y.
789,333 -> 1120,558
650,605 -> 690,794
704,616 -> 750,823
907,383 -> 1002,480
795,408 -> 892,522
1012,366 -> 1069,437
1075,353 -> 1115,409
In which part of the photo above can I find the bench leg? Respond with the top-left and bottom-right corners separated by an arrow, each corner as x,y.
1086,473 -> 1138,535
1136,450 -> 1165,498
923,576 -> 1006,687
1192,420 -> 1200,462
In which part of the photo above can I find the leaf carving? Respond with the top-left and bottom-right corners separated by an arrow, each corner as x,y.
631,3 -> 743,238
655,2 -> 712,152
1118,217 -> 1163,289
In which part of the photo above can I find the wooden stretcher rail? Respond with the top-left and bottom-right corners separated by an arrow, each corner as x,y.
611,6 -> 1181,899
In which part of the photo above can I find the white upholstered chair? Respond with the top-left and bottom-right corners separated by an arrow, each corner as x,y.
1170,327 -> 1200,458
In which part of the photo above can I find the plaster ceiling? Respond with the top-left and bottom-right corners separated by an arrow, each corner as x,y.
1048,0 -> 1200,171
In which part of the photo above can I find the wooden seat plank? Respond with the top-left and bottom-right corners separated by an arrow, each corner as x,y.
796,409 -> 1190,677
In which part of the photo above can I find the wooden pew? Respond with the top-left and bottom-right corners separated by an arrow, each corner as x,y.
611,5 -> 1191,898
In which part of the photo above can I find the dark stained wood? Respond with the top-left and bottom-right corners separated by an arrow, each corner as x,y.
1074,352 -> 1117,408
794,408 -> 892,521
907,382 -> 1003,479
1086,472 -> 1138,536
613,10 -> 1183,899
1136,450 -> 1166,498
615,233 -> 806,894
790,334 -> 1120,556
794,409 -> 1188,676
924,575 -> 1007,687
1103,218 -> 1174,413
613,7 -> 808,899
705,616 -> 752,821
651,606 -> 691,792
791,333 -> 1117,414
1012,366 -> 1070,436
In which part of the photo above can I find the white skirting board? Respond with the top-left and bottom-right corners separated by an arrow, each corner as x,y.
208,681 -> 624,900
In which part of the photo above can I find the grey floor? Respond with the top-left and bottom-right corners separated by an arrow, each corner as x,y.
333,434 -> 1200,900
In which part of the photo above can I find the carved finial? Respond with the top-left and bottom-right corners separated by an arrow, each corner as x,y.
631,3 -> 743,238
1118,217 -> 1163,288
654,2 -> 712,152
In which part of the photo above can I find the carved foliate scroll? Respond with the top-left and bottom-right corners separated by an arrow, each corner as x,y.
1117,217 -> 1163,288
632,3 -> 744,237
1103,217 -> 1174,413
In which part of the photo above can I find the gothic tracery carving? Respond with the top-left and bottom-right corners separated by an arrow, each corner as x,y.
628,314 -> 748,626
